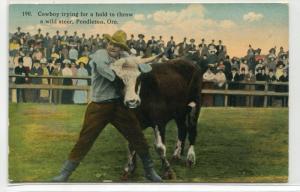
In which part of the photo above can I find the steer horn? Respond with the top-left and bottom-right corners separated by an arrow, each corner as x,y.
139,53 -> 163,64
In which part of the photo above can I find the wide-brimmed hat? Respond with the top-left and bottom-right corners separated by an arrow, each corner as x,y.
63,59 -> 71,64
51,53 -> 60,59
276,61 -> 286,68
190,38 -> 195,43
103,30 -> 130,51
138,34 -> 145,38
40,58 -> 48,64
76,56 -> 89,65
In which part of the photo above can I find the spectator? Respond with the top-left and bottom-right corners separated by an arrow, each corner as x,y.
52,30 -> 61,43
34,28 -> 43,42
255,59 -> 264,74
43,32 -> 52,60
14,57 -> 28,103
51,62 -> 63,104
238,68 -> 246,106
239,59 -> 249,74
275,61 -> 285,80
216,40 -> 223,54
61,59 -> 73,104
71,62 -> 78,85
30,60 -> 43,101
9,38 -> 20,57
166,36 -> 176,59
135,34 -> 146,56
199,38 -> 208,57
208,39 -> 216,49
40,59 -> 50,99
266,49 -> 277,72
69,45 -> 79,62
266,69 -> 276,106
214,68 -> 226,106
254,67 -> 266,107
276,69 -> 288,106
23,52 -> 32,71
228,67 -> 240,106
73,62 -> 89,104
61,44 -> 69,59
245,69 -> 256,106
177,37 -> 188,56
61,30 -> 69,44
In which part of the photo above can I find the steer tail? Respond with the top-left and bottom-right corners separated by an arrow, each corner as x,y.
187,66 -> 203,104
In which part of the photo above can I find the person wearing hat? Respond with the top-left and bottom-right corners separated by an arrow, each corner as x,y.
228,67 -> 239,106
177,37 -> 188,56
275,61 -> 285,80
73,62 -> 89,104
126,34 -> 136,48
52,30 -> 61,43
69,43 -> 79,63
14,57 -> 28,103
50,61 -> 63,104
60,59 -> 73,104
239,59 -> 249,75
188,38 -> 196,52
14,26 -> 24,38
166,36 -> 176,59
52,30 -> 162,182
135,34 -> 146,56
30,60 -> 43,102
216,40 -> 224,56
254,67 -> 266,107
214,66 -> 226,106
199,38 -> 208,57
146,36 -> 157,56
208,39 -> 216,49
34,28 -> 44,42
61,30 -> 69,44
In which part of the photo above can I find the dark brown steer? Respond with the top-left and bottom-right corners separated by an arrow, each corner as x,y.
111,56 -> 203,179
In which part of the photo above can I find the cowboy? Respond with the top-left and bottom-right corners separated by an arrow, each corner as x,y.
52,30 -> 162,182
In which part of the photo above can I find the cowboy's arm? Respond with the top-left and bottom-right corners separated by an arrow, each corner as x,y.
89,50 -> 116,81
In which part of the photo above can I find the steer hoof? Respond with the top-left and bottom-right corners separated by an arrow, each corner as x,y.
171,155 -> 181,163
186,160 -> 194,168
162,168 -> 176,180
121,171 -> 130,181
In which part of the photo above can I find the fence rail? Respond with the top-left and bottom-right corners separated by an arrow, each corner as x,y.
9,74 -> 288,107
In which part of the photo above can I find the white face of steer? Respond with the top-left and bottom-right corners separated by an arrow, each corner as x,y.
111,55 -> 158,108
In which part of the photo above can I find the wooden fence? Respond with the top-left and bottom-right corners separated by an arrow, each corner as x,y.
9,74 -> 289,107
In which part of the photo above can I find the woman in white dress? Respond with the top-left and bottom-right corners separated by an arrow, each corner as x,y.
73,62 -> 89,104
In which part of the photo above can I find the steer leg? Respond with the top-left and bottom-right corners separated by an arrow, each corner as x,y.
153,126 -> 176,179
173,117 -> 188,160
122,144 -> 137,180
186,101 -> 200,167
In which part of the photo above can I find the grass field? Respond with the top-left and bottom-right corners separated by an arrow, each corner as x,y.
9,103 -> 288,183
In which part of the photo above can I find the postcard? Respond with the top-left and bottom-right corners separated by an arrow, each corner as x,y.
8,3 -> 288,183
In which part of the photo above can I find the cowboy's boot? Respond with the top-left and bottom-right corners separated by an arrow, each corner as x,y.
139,154 -> 163,182
52,160 -> 79,182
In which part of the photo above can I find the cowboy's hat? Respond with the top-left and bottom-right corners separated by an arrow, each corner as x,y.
103,30 -> 130,51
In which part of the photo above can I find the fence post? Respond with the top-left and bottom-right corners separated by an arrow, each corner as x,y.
224,83 -> 228,107
87,87 -> 91,103
263,82 -> 268,107
49,77 -> 53,104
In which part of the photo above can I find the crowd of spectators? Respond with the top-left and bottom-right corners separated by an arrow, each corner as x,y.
9,27 -> 289,106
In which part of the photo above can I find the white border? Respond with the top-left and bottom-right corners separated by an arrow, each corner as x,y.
1,0 -> 300,191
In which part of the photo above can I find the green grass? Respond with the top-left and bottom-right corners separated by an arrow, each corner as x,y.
9,103 -> 288,183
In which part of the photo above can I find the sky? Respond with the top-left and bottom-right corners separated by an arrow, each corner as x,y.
9,3 -> 289,57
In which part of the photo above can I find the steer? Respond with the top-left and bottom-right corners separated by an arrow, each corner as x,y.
110,55 -> 224,179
